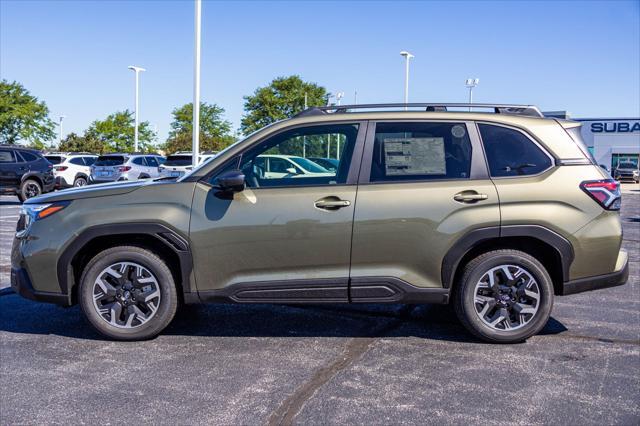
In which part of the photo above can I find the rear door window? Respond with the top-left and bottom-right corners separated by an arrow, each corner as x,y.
146,157 -> 159,167
370,122 -> 472,182
84,157 -> 97,166
132,157 -> 146,166
478,124 -> 552,177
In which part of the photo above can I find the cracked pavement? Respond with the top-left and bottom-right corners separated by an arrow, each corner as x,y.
0,189 -> 638,425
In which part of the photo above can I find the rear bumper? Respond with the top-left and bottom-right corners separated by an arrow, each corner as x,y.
11,267 -> 68,305
561,249 -> 629,295
55,176 -> 71,189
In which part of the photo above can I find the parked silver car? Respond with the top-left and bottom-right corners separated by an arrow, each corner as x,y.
90,153 -> 165,184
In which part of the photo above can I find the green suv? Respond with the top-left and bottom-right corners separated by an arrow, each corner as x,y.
11,104 -> 629,342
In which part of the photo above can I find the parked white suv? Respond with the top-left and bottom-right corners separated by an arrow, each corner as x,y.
90,153 -> 165,184
44,153 -> 97,188
255,154 -> 332,178
159,152 -> 218,178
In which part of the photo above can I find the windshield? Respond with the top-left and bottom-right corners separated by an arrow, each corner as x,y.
164,155 -> 193,166
618,162 -> 637,169
45,156 -> 65,164
95,155 -> 125,166
289,157 -> 329,173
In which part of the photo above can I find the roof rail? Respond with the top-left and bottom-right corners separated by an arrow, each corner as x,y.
295,103 -> 544,118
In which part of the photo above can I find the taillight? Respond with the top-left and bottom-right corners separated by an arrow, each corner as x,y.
54,166 -> 68,171
580,179 -> 621,210
118,166 -> 132,172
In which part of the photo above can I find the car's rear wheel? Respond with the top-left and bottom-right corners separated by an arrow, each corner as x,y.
18,179 -> 41,202
79,246 -> 178,340
453,249 -> 553,343
73,176 -> 87,187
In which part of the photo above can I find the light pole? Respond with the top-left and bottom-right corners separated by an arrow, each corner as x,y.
465,78 -> 479,111
400,51 -> 414,109
58,115 -> 66,148
192,0 -> 202,167
128,65 -> 146,152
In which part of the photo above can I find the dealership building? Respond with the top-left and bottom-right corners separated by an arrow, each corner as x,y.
544,113 -> 639,171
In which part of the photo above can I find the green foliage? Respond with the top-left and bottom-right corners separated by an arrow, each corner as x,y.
58,132 -> 106,154
164,102 -> 236,154
241,75 -> 328,135
0,80 -> 56,145
85,110 -> 156,153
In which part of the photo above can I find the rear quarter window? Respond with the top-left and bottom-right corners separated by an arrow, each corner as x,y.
69,157 -> 85,165
478,124 -> 552,177
20,151 -> 40,162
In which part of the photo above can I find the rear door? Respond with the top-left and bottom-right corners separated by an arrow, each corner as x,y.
0,149 -> 20,189
146,156 -> 160,177
189,122 -> 366,301
349,121 -> 500,300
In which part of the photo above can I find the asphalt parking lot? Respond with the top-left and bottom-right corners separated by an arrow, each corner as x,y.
0,187 -> 638,425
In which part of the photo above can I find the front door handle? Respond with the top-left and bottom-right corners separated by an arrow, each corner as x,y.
454,191 -> 488,203
314,197 -> 351,210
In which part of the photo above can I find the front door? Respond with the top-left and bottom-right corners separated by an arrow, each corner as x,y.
189,122 -> 365,302
349,121 -> 500,299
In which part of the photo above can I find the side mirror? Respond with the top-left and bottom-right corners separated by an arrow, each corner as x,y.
216,169 -> 245,193
286,167 -> 298,175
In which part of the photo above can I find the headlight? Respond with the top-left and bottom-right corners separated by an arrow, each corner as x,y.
16,201 -> 71,237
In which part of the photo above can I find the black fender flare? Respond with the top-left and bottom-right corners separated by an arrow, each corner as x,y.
57,223 -> 193,304
20,172 -> 43,187
138,173 -> 151,179
441,225 -> 574,288
73,173 -> 89,183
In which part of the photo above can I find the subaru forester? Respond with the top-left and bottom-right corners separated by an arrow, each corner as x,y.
11,103 -> 628,342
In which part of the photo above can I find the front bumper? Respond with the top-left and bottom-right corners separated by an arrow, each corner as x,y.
561,249 -> 629,295
10,267 -> 68,305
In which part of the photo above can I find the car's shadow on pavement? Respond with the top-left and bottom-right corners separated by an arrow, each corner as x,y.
0,200 -> 21,206
0,293 -> 567,343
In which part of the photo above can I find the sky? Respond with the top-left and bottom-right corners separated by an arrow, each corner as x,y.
1,0 -> 639,144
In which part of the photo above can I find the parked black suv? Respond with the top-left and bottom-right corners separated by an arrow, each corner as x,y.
0,145 -> 55,201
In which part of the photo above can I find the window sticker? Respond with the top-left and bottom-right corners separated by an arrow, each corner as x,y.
383,137 -> 446,176
451,125 -> 466,139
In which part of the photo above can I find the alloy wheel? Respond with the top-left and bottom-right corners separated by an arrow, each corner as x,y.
23,182 -> 41,199
92,262 -> 161,329
473,264 -> 540,331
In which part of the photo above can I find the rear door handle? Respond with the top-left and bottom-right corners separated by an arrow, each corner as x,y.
453,192 -> 488,203
314,197 -> 351,210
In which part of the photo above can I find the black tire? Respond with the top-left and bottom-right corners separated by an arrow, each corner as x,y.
78,246 -> 178,341
18,179 -> 41,202
453,249 -> 554,343
73,176 -> 88,187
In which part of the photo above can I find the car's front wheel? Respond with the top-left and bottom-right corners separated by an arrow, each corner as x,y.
79,246 -> 178,340
453,249 -> 554,343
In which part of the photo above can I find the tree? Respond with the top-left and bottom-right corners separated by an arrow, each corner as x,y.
164,102 -> 235,154
0,80 -> 56,145
58,132 -> 106,154
85,110 -> 156,153
241,75 -> 328,134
